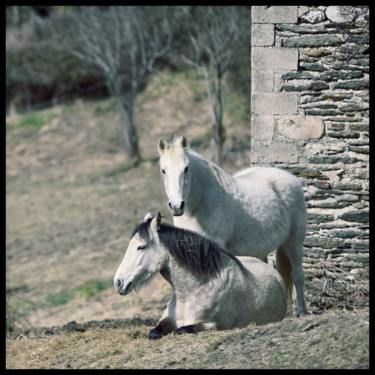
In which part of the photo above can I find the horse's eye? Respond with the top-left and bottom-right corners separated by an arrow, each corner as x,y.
161,169 -> 166,174
137,245 -> 146,251
184,166 -> 189,173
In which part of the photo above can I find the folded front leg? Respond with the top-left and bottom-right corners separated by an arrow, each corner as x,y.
148,316 -> 174,340
173,322 -> 217,335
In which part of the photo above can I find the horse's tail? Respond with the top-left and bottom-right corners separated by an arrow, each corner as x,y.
276,247 -> 294,316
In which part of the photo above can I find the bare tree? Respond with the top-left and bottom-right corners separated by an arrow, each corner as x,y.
183,6 -> 250,165
60,6 -> 182,159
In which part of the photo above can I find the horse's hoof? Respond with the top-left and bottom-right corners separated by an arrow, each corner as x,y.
174,325 -> 198,335
148,329 -> 163,340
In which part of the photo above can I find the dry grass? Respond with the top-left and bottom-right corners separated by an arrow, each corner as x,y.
6,68 -> 368,369
6,306 -> 369,369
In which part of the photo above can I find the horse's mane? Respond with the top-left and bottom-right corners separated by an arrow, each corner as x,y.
189,150 -> 236,193
132,219 -> 247,280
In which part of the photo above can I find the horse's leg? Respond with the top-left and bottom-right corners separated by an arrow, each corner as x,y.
174,324 -> 198,335
289,254 -> 309,317
276,246 -> 294,317
148,294 -> 176,339
174,322 -> 217,335
277,240 -> 308,317
148,316 -> 174,339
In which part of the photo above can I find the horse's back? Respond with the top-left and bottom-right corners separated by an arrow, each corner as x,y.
237,256 -> 284,285
234,166 -> 303,196
233,166 -> 306,223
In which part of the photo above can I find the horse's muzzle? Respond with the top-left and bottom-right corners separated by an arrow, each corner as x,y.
168,201 -> 185,216
115,279 -> 133,295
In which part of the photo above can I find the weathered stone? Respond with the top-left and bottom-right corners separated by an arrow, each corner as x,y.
325,116 -> 360,122
281,83 -> 312,92
252,93 -> 298,115
305,109 -> 340,116
333,183 -> 362,191
251,115 -> 274,140
252,24 -> 274,47
282,35 -> 343,48
327,131 -> 360,139
301,93 -> 353,103
282,71 -> 318,80
277,117 -> 324,140
328,228 -> 369,239
340,211 -> 369,224
303,49 -> 332,57
308,156 -> 337,164
326,6 -> 358,23
304,235 -> 345,248
276,24 -> 327,33
252,47 -> 298,71
300,62 -> 324,71
348,146 -> 369,154
320,70 -> 363,81
310,104 -> 337,110
349,240 -> 369,250
301,9 -> 326,24
333,80 -> 369,90
285,166 -> 329,180
252,6 -> 298,24
307,212 -> 335,223
251,140 -> 298,164
340,103 -> 366,112
310,82 -> 329,91
252,70 -> 274,92
251,5 -> 369,273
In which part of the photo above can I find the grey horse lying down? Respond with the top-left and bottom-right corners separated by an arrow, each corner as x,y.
114,213 -> 287,339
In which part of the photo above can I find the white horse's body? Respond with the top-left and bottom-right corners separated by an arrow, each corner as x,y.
114,213 -> 286,339
158,136 -> 308,316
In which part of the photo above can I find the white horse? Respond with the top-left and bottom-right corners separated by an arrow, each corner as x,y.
157,136 -> 308,316
114,212 -> 287,339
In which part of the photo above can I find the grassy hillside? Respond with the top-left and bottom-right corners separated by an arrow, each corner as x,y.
6,68 -> 368,369
6,68 -> 250,330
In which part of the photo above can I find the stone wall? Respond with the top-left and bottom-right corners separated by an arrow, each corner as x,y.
250,6 -> 369,278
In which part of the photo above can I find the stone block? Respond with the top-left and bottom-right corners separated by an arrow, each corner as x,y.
251,115 -> 275,140
250,139 -> 298,164
251,70 -> 274,92
282,34 -> 343,48
252,6 -> 297,24
252,92 -> 298,115
252,47 -> 298,71
252,23 -> 274,46
326,6 -> 357,23
277,116 -> 325,140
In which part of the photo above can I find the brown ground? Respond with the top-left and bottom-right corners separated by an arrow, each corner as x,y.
6,70 -> 368,369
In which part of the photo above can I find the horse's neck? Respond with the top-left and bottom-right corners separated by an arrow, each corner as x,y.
188,152 -> 236,209
160,254 -> 201,297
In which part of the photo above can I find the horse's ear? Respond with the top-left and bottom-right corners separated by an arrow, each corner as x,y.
143,212 -> 153,222
178,136 -> 189,151
151,212 -> 161,232
158,139 -> 166,155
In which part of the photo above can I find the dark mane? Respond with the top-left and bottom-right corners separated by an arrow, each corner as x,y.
133,219 -> 247,279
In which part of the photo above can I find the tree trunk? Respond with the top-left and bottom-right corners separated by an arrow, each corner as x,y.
117,96 -> 140,160
212,66 -> 224,166
107,77 -> 141,160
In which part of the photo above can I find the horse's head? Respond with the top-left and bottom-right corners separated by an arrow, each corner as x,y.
158,136 -> 191,216
114,212 -> 164,296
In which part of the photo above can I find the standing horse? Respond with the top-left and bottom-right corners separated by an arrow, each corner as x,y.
114,212 -> 287,339
157,136 -> 308,316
